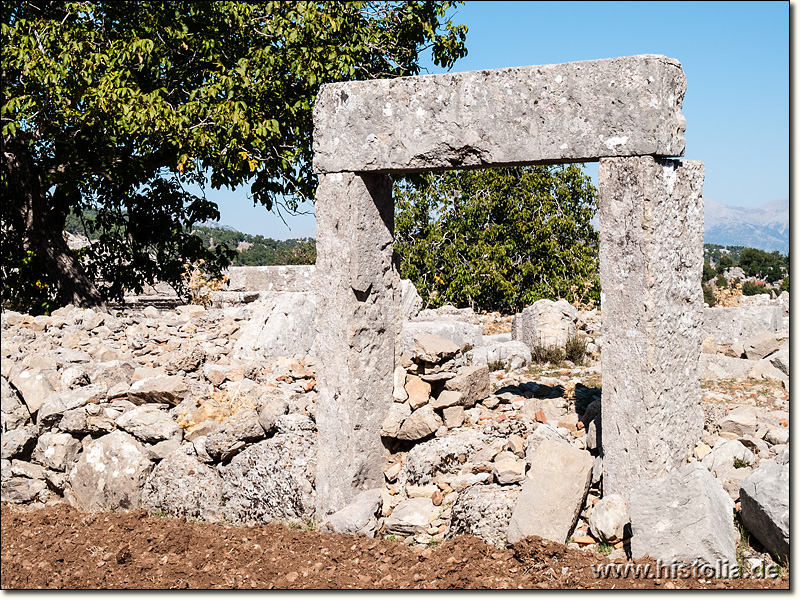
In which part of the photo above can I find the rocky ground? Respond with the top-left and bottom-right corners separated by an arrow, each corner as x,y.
0,504 -> 788,589
0,292 -> 790,589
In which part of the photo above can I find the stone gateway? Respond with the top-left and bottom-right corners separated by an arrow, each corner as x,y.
312,55 -> 704,530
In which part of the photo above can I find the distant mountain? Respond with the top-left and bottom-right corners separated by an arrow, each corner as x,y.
195,220 -> 239,231
703,197 -> 789,254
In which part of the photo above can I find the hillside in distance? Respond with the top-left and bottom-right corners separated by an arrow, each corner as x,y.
703,197 -> 789,254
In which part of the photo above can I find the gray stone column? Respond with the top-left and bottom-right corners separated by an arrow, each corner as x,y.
314,172 -> 399,517
598,156 -> 705,501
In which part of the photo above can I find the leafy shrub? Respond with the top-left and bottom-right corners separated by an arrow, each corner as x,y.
564,335 -> 587,365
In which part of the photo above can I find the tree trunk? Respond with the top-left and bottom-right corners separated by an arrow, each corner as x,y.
3,138 -> 107,311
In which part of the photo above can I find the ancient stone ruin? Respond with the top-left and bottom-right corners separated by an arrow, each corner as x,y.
312,55 -> 704,515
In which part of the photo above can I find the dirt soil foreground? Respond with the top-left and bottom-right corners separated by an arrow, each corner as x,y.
1,504 -> 788,590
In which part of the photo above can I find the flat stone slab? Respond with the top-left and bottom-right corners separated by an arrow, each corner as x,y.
314,55 -> 686,174
629,463 -> 737,575
506,438 -> 593,545
702,306 -> 782,345
739,458 -> 789,562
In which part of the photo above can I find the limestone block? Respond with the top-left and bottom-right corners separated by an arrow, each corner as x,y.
698,354 -> 756,380
512,299 -> 578,351
9,366 -> 56,415
768,341 -> 789,376
589,494 -> 630,544
466,340 -> 532,371
32,432 -> 81,472
1,376 -> 31,432
447,484 -> 521,549
140,449 -> 224,522
116,405 -> 184,444
319,488 -> 382,536
740,460 -> 789,562
400,279 -> 423,320
1,425 -> 38,460
127,375 -> 187,406
314,172 -> 399,517
1,477 -> 46,503
219,426 -> 316,525
314,55 -> 686,173
380,402 -> 411,438
403,429 -> 487,486
37,383 -> 108,429
69,430 -> 154,512
629,463 -> 737,575
444,365 -> 490,408
401,320 -> 484,354
224,265 -> 316,293
205,409 -> 266,461
506,439 -> 594,544
230,292 -> 316,361
742,331 -> 781,361
430,390 -> 462,410
702,306 -> 781,345
442,405 -> 465,429
412,333 -> 459,363
397,405 -> 442,441
405,375 -> 431,410
598,156 -> 704,501
383,497 -> 440,535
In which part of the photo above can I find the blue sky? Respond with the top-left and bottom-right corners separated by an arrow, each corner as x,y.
204,0 -> 788,239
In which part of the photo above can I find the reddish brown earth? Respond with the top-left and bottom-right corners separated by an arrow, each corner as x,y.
1,504 -> 788,590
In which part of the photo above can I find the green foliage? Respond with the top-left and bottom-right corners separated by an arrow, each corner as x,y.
564,335 -> 587,365
781,276 -> 789,292
702,261 -> 717,282
596,542 -> 614,556
394,165 -> 599,313
738,248 -> 787,280
733,457 -> 751,469
741,281 -> 767,297
2,1 -> 468,313
702,283 -> 716,307
716,253 -> 734,274
716,274 -> 728,289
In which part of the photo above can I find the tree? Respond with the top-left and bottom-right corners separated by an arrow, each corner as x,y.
716,253 -> 733,275
2,1 -> 467,313
394,165 -> 599,313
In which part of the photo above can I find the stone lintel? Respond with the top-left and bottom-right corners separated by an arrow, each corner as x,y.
598,155 -> 704,501
313,55 -> 686,174
314,172 -> 399,517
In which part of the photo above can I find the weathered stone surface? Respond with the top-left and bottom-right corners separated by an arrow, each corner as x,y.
314,172 -> 399,516
702,306 -> 781,345
314,55 -> 686,173
466,341 -> 531,371
447,484 -> 521,548
404,375 -> 431,410
218,427 -> 316,525
37,383 -> 108,429
231,292 -> 316,361
1,425 -> 38,459
1,376 -> 31,431
400,278 -> 423,320
412,334 -> 459,363
492,455 -> 526,485
588,494 -> 629,544
748,359 -> 788,386
205,409 -> 265,461
512,299 -> 578,350
380,401 -> 411,438
507,439 -> 594,544
629,463 -> 737,574
255,389 -> 290,434
397,404 -> 442,441
9,367 -> 56,414
127,375 -> 188,406
598,156 -> 704,501
442,405 -> 465,429
742,331 -> 781,361
225,265 -> 316,293
383,497 -> 440,535
401,320 -> 483,353
319,488 -> 382,536
443,365 -> 490,408
739,459 -> 789,562
403,429 -> 487,486
69,430 -> 154,512
116,405 -> 184,444
430,390 -> 462,410
140,450 -> 224,522
719,406 -> 759,437
702,439 -> 756,479
768,341 -> 789,376
698,354 -> 756,380
1,477 -> 46,503
32,432 -> 81,471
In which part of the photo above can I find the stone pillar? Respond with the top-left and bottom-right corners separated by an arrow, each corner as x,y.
314,172 -> 399,517
598,156 -> 705,501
